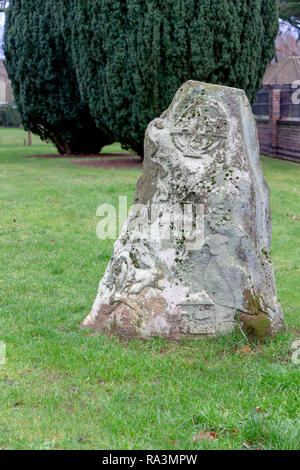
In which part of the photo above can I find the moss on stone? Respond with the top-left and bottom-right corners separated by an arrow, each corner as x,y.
238,289 -> 272,338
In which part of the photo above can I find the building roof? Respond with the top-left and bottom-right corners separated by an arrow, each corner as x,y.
263,56 -> 300,85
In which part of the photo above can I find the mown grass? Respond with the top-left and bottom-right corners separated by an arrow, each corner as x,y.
0,128 -> 299,450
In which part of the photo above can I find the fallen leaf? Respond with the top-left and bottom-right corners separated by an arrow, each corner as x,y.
192,430 -> 219,442
230,428 -> 239,437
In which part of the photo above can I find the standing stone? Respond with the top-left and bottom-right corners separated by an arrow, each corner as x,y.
82,81 -> 284,339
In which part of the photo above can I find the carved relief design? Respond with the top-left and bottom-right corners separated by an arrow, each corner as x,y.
171,98 -> 229,158
104,243 -> 162,298
203,234 -> 248,310
180,305 -> 216,335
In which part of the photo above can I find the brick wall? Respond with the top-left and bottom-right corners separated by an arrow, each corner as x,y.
256,119 -> 269,155
255,86 -> 300,162
277,121 -> 300,161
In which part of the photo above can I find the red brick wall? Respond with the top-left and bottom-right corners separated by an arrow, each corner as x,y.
256,119 -> 270,155
257,119 -> 300,162
256,86 -> 300,162
277,121 -> 300,161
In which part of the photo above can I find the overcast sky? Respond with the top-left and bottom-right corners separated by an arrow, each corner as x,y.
0,13 -> 5,59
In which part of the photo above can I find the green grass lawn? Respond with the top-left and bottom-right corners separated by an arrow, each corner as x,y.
0,128 -> 299,450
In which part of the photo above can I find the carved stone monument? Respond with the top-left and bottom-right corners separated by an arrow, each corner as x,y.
82,81 -> 284,338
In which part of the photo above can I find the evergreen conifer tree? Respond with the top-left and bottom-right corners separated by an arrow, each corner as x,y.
4,0 -> 111,155
71,0 -> 278,157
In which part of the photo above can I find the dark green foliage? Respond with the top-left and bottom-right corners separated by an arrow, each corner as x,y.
280,0 -> 300,18
70,0 -> 279,157
66,0 -> 134,151
4,0 -> 112,154
0,104 -> 21,127
279,1 -> 300,32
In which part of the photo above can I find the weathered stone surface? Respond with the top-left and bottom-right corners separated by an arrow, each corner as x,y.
82,81 -> 284,339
